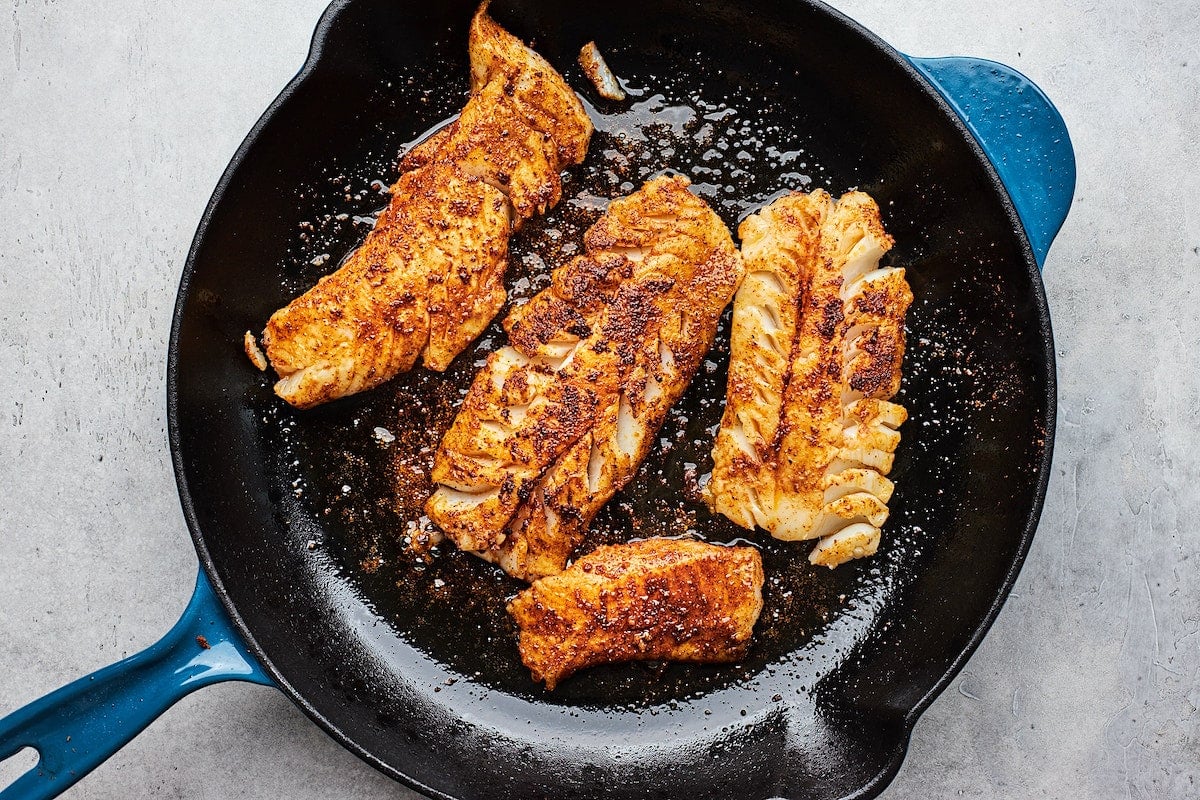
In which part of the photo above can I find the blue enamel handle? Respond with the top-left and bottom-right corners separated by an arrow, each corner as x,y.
0,569 -> 271,800
907,56 -> 1076,269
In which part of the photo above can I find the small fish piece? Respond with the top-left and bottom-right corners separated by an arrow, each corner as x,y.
243,331 -> 267,371
579,41 -> 626,101
707,190 -> 912,568
427,175 -> 743,580
508,538 -> 764,689
261,3 -> 593,408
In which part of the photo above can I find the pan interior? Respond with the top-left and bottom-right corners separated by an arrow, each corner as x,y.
172,1 -> 1050,797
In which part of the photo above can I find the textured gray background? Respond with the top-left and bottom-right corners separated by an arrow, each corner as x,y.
1,1 -> 1197,797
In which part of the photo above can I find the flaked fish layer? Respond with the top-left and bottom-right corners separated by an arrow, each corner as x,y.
707,189 -> 912,568
427,175 -> 743,580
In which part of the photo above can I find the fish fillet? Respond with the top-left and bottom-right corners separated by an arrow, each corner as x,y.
261,4 -> 592,408
707,190 -> 912,568
508,538 -> 764,689
426,175 -> 743,580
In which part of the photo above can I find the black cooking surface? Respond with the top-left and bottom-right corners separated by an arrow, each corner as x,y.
170,2 -> 1052,798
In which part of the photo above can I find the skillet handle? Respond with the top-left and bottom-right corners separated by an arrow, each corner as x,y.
907,56 -> 1076,269
0,569 -> 271,800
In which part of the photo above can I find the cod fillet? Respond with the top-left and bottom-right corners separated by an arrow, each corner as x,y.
426,175 -> 743,580
707,190 -> 912,568
508,538 -> 764,689
261,4 -> 592,408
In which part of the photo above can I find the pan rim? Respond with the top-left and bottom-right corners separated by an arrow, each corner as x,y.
164,1 -> 445,796
165,1 -> 1057,798
804,5 -> 1058,796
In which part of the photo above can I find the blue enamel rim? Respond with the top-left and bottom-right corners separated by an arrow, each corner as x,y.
0,2 -> 1075,798
908,55 -> 1076,269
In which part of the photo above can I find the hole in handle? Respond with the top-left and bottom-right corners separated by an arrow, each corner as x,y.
0,747 -> 40,791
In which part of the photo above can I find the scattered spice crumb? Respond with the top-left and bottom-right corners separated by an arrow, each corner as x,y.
196,635 -> 211,650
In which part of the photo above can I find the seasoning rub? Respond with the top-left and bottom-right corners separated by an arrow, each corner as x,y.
508,538 -> 764,689
707,190 -> 912,568
426,175 -> 743,580
261,3 -> 593,408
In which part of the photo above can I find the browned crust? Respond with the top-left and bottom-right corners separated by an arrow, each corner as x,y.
260,4 -> 592,408
708,190 -> 912,551
427,175 -> 744,580
508,539 -> 764,689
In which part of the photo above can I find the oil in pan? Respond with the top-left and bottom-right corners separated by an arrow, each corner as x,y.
253,36 -> 980,708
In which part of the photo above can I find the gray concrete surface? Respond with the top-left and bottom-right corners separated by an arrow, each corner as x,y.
1,1 -> 1196,797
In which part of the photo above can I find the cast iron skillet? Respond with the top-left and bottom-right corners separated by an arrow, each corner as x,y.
0,1 -> 1075,798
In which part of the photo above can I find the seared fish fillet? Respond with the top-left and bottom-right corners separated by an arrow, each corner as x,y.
707,190 -> 912,568
261,4 -> 592,408
427,175 -> 743,580
508,538 -> 764,689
